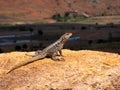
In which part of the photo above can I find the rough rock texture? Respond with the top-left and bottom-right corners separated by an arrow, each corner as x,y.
0,49 -> 120,90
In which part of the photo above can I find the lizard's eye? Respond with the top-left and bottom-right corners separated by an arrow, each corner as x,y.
66,33 -> 69,35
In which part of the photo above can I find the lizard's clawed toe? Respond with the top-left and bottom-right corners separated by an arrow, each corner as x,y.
57,58 -> 65,61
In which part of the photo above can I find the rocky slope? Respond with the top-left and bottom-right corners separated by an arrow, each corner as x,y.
0,0 -> 120,23
0,49 -> 120,90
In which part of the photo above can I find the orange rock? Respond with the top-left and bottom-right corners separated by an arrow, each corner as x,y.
0,49 -> 120,90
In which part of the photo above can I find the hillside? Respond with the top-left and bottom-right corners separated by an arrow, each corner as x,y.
0,50 -> 120,90
0,0 -> 120,24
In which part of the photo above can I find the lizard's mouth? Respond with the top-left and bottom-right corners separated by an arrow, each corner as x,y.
66,33 -> 72,38
70,33 -> 72,36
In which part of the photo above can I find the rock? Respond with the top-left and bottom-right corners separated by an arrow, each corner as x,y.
0,50 -> 120,90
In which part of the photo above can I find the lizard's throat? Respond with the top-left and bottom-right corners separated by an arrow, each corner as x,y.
61,38 -> 67,43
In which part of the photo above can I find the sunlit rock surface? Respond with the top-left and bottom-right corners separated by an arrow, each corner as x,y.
0,49 -> 120,90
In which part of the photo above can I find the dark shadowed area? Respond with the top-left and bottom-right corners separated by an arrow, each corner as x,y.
0,23 -> 120,54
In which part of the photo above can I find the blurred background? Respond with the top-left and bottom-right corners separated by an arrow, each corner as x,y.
0,0 -> 120,54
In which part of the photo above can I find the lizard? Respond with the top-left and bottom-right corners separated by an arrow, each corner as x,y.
26,48 -> 62,57
7,32 -> 72,74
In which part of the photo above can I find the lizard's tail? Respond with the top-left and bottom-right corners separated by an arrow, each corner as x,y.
7,54 -> 45,74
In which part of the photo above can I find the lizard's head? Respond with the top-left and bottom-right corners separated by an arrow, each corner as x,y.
60,33 -> 72,42
64,32 -> 72,39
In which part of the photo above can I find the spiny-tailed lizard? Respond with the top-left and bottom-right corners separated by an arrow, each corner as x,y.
7,33 -> 72,73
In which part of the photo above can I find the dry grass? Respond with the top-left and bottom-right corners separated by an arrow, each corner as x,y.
0,49 -> 120,90
88,16 -> 120,24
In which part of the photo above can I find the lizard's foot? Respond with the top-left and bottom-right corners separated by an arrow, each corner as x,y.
51,53 -> 65,61
52,58 -> 65,61
61,55 -> 65,57
59,58 -> 65,61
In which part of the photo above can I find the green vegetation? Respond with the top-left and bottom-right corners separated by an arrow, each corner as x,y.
52,13 -> 120,24
52,12 -> 88,22
0,24 -> 14,27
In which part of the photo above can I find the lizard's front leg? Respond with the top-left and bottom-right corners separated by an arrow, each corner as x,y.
55,50 -> 64,56
51,52 -> 64,61
58,50 -> 64,56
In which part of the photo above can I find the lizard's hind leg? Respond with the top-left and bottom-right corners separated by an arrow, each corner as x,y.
25,50 -> 42,57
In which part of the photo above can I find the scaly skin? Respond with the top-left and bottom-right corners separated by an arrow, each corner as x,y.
7,33 -> 72,74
